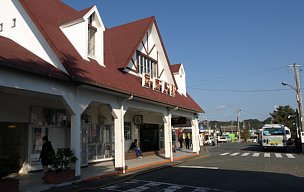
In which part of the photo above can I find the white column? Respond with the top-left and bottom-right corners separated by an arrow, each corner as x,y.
191,117 -> 200,155
163,111 -> 173,161
71,109 -> 81,178
112,106 -> 126,172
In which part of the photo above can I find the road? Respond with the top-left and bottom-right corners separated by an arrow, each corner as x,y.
48,143 -> 304,192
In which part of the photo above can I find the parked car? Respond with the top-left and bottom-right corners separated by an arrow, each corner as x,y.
204,136 -> 215,145
217,136 -> 229,143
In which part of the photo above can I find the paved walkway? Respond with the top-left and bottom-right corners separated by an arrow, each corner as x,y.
19,149 -> 200,192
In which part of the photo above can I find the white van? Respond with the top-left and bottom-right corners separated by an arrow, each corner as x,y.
261,124 -> 287,151
285,127 -> 291,140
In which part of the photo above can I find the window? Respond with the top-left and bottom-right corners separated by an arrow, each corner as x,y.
263,128 -> 284,136
88,14 -> 96,57
138,53 -> 157,78
124,122 -> 131,140
12,18 -> 16,28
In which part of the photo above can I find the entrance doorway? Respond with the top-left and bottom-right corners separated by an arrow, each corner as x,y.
140,124 -> 160,152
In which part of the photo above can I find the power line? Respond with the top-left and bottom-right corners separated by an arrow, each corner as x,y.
188,66 -> 287,86
188,87 -> 291,93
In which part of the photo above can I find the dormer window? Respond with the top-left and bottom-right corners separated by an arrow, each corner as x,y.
138,52 -> 158,78
88,13 -> 96,57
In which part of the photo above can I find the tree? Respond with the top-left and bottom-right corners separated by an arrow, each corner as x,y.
269,105 -> 297,138
242,119 -> 263,130
241,128 -> 250,142
263,117 -> 273,124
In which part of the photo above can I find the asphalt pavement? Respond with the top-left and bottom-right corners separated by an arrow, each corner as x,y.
45,143 -> 304,192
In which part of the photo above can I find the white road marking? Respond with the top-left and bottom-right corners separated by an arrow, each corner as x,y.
133,180 -> 230,192
264,153 -> 271,158
218,152 -> 296,159
286,154 -> 295,158
275,153 -> 282,158
253,153 -> 260,157
178,165 -> 219,170
241,153 -> 250,157
230,152 -> 240,156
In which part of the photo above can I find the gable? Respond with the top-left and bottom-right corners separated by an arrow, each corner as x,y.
126,22 -> 175,84
105,16 -> 154,69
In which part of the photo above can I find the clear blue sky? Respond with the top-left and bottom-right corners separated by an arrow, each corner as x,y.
62,0 -> 304,122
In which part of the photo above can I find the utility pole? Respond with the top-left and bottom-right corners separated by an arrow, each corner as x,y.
236,109 -> 241,142
291,63 -> 304,152
291,63 -> 304,133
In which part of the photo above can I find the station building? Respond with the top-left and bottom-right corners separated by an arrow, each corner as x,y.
0,0 -> 203,177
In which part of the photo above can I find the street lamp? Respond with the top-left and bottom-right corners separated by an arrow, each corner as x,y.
282,81 -> 304,152
282,82 -> 296,91
282,81 -> 303,124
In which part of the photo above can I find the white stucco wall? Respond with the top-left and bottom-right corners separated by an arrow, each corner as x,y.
150,23 -> 175,84
0,0 -> 67,73
173,65 -> 187,96
129,25 -> 175,86
61,21 -> 87,59
61,6 -> 105,66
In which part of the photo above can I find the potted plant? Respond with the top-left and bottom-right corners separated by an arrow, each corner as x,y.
45,148 -> 78,184
0,152 -> 21,192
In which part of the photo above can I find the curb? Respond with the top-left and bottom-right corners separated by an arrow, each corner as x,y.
82,153 -> 197,182
46,152 -> 208,192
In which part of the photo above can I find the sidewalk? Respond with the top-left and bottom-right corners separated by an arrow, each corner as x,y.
20,149 -> 202,192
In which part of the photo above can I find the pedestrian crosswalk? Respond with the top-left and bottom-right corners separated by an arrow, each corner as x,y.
241,152 -> 249,157
102,179 -> 228,192
219,152 -> 295,159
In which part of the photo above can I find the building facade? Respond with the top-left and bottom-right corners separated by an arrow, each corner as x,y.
0,0 -> 203,178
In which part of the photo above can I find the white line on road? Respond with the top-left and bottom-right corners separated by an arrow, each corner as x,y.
219,153 -> 230,156
275,153 -> 282,158
241,153 -> 250,157
264,153 -> 271,158
230,153 -> 240,156
286,154 -> 295,158
253,153 -> 260,157
178,166 -> 219,170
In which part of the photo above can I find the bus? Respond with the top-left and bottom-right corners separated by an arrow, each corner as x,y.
261,124 -> 287,151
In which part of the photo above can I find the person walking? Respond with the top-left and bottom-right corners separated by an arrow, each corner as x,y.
40,136 -> 55,179
185,136 -> 190,149
178,135 -> 184,148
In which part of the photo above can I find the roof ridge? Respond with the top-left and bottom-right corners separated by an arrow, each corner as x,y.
108,16 -> 154,30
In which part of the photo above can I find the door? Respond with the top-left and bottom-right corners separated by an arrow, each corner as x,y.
140,124 -> 160,152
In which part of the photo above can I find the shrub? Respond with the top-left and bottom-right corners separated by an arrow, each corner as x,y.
49,148 -> 77,172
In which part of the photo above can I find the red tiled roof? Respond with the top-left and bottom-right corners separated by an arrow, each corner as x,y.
17,0 -> 203,113
170,64 -> 181,73
0,36 -> 68,80
105,16 -> 154,68
59,6 -> 93,26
